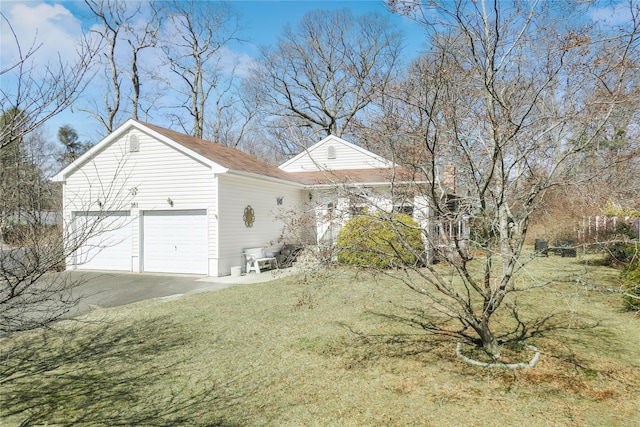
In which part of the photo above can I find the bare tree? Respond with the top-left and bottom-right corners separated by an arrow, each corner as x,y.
1,190 -> 132,337
1,127 -> 133,336
1,116 -> 55,245
0,12 -> 127,336
250,8 -> 404,150
0,13 -> 95,150
83,0 -> 125,133
203,65 -> 260,148
122,3 -> 161,121
0,126 -> 67,336
1,11 -> 93,245
84,0 -> 161,132
334,0 -> 640,359
157,0 -> 240,138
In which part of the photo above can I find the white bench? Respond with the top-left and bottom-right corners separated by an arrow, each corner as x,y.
244,247 -> 277,274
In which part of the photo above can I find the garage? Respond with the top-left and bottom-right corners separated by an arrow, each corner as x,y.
142,210 -> 208,274
74,211 -> 132,271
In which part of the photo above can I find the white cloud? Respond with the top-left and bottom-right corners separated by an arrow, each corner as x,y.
589,2 -> 634,26
216,45 -> 257,79
0,2 -> 84,70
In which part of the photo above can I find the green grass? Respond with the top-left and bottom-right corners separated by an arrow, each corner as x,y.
1,254 -> 639,426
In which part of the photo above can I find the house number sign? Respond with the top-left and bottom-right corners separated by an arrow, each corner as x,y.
243,205 -> 255,228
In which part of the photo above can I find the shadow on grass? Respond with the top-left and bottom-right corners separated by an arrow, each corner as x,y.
333,304 -> 607,369
0,316 -> 247,426
331,314 -> 456,368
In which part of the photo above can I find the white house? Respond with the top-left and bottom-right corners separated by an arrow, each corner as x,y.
52,120 -> 433,276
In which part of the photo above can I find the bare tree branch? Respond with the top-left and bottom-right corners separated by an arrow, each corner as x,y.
0,12 -> 97,149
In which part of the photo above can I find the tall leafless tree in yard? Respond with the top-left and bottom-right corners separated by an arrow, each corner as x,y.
84,0 -> 161,132
341,0 -> 640,358
157,0 -> 241,139
83,0 -> 126,133
123,3 -> 161,121
202,64 -> 260,148
250,9 -> 404,154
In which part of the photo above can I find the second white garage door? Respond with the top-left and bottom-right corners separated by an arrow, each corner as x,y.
142,210 -> 208,274
74,211 -> 132,271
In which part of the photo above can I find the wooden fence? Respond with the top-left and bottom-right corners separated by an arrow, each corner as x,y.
577,216 -> 640,242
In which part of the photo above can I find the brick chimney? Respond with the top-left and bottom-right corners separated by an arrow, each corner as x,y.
441,164 -> 456,193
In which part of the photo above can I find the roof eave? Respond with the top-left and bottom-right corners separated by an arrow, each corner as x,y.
304,179 -> 428,189
225,169 -> 306,187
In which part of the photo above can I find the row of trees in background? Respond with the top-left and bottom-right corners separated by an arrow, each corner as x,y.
83,0 -> 246,142
77,1 -> 408,161
3,0 -> 639,179
10,0 -> 637,181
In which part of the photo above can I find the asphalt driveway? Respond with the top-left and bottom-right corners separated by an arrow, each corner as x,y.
63,268 -> 295,318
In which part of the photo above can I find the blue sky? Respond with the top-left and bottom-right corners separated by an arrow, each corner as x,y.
0,0 -> 428,143
230,1 -> 426,55
47,0 -> 427,55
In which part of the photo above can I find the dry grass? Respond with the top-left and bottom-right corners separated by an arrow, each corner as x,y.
1,254 -> 639,426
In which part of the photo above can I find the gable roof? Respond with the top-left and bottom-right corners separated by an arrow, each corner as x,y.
279,134 -> 391,171
53,119 -> 298,184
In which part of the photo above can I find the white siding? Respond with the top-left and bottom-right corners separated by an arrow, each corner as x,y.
217,174 -> 303,275
280,135 -> 391,172
312,186 -> 398,245
62,128 -> 217,273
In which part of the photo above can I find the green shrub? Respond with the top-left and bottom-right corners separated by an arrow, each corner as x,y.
336,213 -> 424,268
614,221 -> 639,240
604,242 -> 639,268
621,265 -> 640,311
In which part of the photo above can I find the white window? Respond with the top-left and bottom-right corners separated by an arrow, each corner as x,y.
393,193 -> 415,216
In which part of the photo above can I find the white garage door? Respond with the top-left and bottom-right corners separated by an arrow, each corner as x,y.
74,211 -> 132,271
142,210 -> 208,274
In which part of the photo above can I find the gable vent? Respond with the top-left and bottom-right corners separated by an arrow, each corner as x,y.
129,135 -> 140,152
327,146 -> 336,159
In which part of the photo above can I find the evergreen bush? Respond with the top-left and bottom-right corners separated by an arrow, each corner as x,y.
336,213 -> 424,268
604,242 -> 638,267
622,266 -> 640,311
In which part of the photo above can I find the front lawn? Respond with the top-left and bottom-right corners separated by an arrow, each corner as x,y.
1,255 -> 639,426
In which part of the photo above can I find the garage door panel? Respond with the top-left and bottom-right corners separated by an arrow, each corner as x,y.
143,210 -> 207,274
75,212 -> 132,271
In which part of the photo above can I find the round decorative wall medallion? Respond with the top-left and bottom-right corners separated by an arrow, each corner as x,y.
243,205 -> 255,228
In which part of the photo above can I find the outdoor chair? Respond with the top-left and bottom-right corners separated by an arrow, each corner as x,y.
244,247 -> 276,274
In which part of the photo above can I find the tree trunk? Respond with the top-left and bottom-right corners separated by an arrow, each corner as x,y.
477,321 -> 501,358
